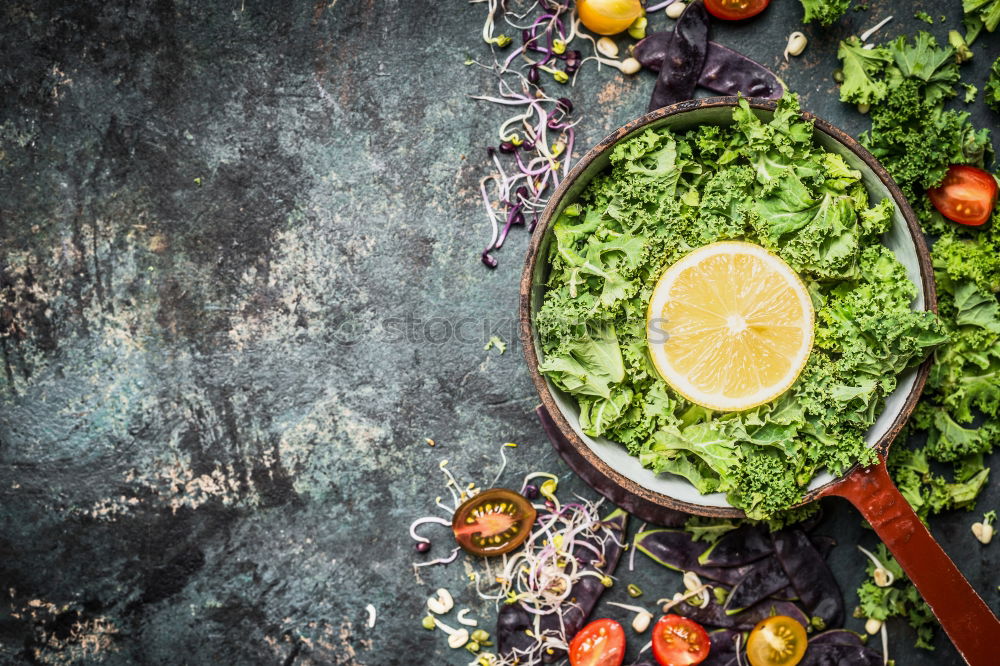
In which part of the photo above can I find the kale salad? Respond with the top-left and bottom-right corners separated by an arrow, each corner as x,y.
536,95 -> 947,519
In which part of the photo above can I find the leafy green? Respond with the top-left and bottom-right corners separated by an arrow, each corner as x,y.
855,545 -> 936,650
964,0 -> 1000,33
987,57 -> 1000,112
914,11 -> 934,25
682,515 -> 740,544
838,32 -> 963,108
837,22 -> 999,651
536,95 -> 943,519
837,38 -> 893,105
799,0 -> 851,26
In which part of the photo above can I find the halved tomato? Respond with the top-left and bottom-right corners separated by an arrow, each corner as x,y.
928,164 -> 998,226
745,615 -> 807,666
569,618 -> 626,666
704,0 -> 771,21
652,615 -> 710,666
451,488 -> 536,556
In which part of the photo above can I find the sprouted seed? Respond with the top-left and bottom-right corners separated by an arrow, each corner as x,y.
857,545 -> 895,587
972,510 -> 996,544
606,601 -> 653,633
428,588 -> 456,615
784,31 -> 808,60
597,37 -> 619,58
665,2 -> 687,19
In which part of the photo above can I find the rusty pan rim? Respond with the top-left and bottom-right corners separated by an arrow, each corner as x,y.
518,97 -> 937,519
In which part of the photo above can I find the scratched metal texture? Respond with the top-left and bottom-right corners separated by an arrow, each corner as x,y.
0,0 -> 997,664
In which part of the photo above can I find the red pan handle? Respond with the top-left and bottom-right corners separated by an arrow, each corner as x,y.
821,460 -> 1000,665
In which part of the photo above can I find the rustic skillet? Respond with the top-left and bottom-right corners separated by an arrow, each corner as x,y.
519,97 -> 1000,664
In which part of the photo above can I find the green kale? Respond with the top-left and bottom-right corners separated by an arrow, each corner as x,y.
799,0 -> 851,26
839,22 -> 999,651
915,11 -> 934,24
964,0 -> 1000,33
837,37 -> 893,105
856,545 -> 936,649
536,94 -> 943,519
837,31 -> 962,108
682,515 -> 740,543
987,57 -> 1000,112
860,79 -> 990,198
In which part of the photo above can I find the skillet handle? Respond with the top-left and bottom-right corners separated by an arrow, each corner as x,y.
822,461 -> 1000,665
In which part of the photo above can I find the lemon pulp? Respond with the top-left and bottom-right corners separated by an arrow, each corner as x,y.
646,241 -> 814,412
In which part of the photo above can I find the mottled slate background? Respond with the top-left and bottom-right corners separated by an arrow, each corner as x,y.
1,1 -> 997,664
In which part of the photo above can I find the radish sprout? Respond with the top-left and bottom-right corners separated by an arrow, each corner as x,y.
428,588 -> 456,615
410,516 -> 451,546
414,546 -> 462,569
457,608 -> 479,627
605,601 -> 653,633
857,545 -> 895,587
467,0 -> 625,268
860,16 -> 894,43
648,0 -> 681,12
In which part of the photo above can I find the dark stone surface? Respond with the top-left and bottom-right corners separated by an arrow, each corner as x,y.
0,0 -> 996,664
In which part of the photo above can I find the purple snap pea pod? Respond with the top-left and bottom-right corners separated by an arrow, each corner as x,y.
648,0 -> 709,111
800,643 -> 884,666
702,629 -> 742,666
675,596 -> 809,632
634,529 -> 754,584
635,34 -> 785,100
723,556 -> 792,613
811,534 -> 837,559
697,524 -> 773,567
772,529 -> 845,629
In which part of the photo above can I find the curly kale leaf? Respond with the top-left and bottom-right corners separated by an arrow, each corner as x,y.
856,545 -> 936,650
800,0 -> 851,26
986,56 -> 1000,112
861,80 -> 991,198
837,37 -> 893,105
964,0 -> 1000,33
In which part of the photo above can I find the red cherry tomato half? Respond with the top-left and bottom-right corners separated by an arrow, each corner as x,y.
451,488 -> 536,556
569,619 -> 626,666
652,615 -> 710,666
928,164 -> 998,226
704,0 -> 771,21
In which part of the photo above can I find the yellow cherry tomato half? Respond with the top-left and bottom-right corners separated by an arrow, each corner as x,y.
576,0 -> 644,35
746,616 -> 808,666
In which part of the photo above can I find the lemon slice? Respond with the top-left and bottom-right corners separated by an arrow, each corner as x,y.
646,241 -> 814,412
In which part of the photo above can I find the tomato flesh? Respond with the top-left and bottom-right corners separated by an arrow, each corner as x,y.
928,164 -> 998,226
652,615 -> 710,666
451,488 -> 536,556
576,0 -> 644,35
704,0 -> 771,21
569,618 -> 626,666
746,615 -> 807,666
